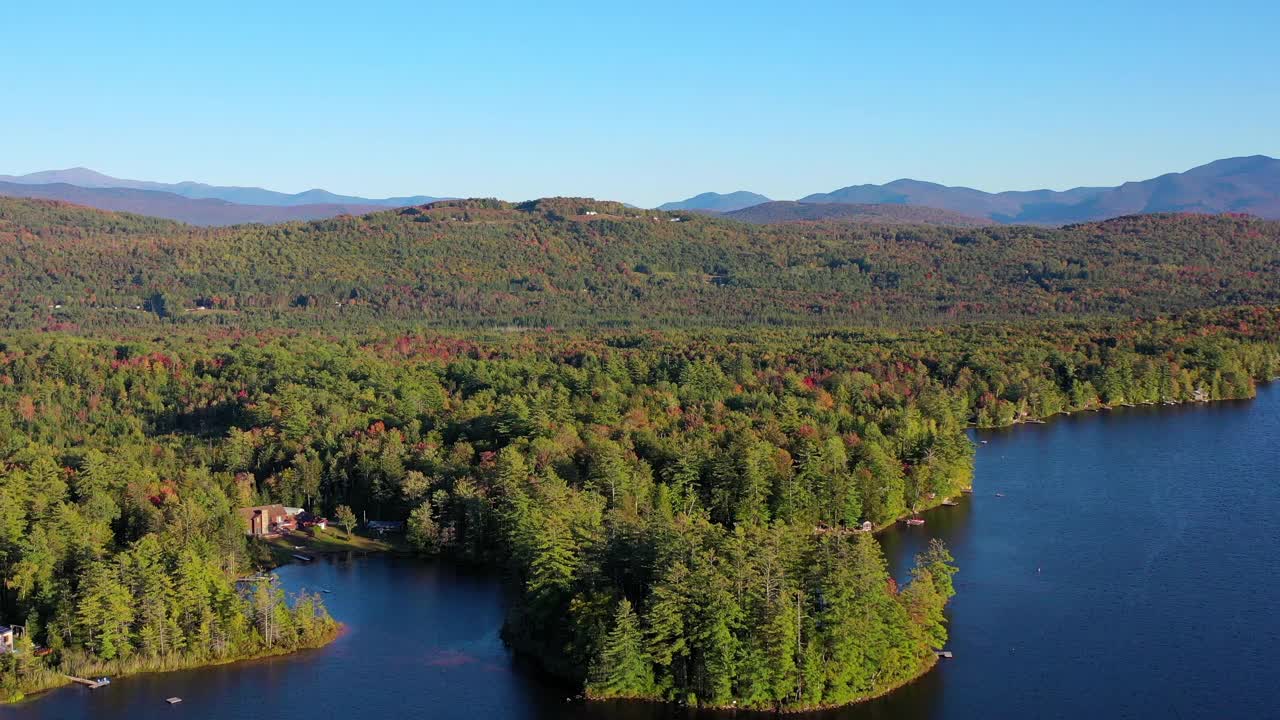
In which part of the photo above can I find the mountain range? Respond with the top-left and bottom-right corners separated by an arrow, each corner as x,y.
658,191 -> 771,213
0,168 -> 443,207
664,156 -> 1280,223
0,168 -> 446,226
0,182 -> 389,226
2,156 -> 1278,227
722,201 -> 987,226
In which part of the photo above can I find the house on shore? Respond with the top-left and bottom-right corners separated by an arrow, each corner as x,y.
0,625 -> 21,654
238,504 -> 295,537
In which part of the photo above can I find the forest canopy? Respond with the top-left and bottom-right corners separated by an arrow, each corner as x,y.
1,197 -> 1277,330
2,307 -> 1278,707
2,198 -> 1279,709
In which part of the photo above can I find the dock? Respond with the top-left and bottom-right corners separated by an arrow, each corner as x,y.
934,650 -> 954,659
65,675 -> 110,689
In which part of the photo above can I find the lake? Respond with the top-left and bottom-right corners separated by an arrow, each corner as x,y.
9,385 -> 1279,719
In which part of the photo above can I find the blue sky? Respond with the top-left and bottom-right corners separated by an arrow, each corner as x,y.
4,1 -> 1278,206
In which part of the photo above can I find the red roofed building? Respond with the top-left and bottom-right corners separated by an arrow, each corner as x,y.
238,504 -> 294,537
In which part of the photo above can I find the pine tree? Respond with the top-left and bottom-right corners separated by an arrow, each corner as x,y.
588,598 -> 654,698
407,500 -> 438,552
645,562 -> 689,697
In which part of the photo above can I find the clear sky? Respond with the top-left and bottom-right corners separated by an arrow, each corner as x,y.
4,1 -> 1278,206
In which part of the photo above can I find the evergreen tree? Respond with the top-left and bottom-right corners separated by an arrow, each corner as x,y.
588,598 -> 654,698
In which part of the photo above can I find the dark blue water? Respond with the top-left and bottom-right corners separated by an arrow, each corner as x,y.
10,386 -> 1280,719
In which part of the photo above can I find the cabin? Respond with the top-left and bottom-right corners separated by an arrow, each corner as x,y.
238,504 -> 294,537
0,625 -> 20,654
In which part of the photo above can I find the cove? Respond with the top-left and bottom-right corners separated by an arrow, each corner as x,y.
10,385 -> 1279,719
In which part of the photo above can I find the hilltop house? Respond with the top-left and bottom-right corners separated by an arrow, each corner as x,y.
238,504 -> 295,537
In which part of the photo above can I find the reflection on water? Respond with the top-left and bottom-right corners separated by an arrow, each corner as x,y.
12,387 -> 1279,720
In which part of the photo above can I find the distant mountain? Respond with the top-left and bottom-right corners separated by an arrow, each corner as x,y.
0,182 -> 385,226
658,191 -> 771,212
723,201 -> 987,226
800,156 -> 1280,223
0,167 -> 444,208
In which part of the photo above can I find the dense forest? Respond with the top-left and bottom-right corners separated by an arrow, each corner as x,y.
2,305 -> 1277,708
2,197 -> 1278,330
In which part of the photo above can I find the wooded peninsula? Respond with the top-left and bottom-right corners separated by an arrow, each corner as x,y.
1,197 -> 1277,709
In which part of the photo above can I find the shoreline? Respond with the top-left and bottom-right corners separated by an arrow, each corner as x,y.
3,624 -> 342,706
583,653 -> 941,714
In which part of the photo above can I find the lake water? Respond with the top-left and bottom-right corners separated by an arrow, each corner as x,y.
9,385 -> 1279,719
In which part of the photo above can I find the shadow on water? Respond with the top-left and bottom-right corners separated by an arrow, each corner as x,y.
11,386 -> 1279,720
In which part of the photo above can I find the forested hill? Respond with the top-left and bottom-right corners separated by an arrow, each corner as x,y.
3,196 -> 1278,330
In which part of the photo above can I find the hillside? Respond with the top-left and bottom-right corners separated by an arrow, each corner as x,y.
722,201 -> 987,226
658,190 -> 771,212
799,155 -> 1280,223
0,167 -> 444,207
0,182 -> 387,226
1,196 -> 1278,330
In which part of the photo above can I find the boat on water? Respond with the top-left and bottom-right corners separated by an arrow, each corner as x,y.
96,678 -> 111,686
906,517 -> 925,526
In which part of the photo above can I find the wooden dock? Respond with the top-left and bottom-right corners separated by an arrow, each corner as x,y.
65,675 -> 110,689
236,573 -> 272,583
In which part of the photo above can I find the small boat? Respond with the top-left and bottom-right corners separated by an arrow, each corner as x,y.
905,517 -> 925,526
994,492 -> 1005,498
942,499 -> 959,507
96,678 -> 111,686
292,553 -> 313,562
960,488 -> 974,494
166,697 -> 183,705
